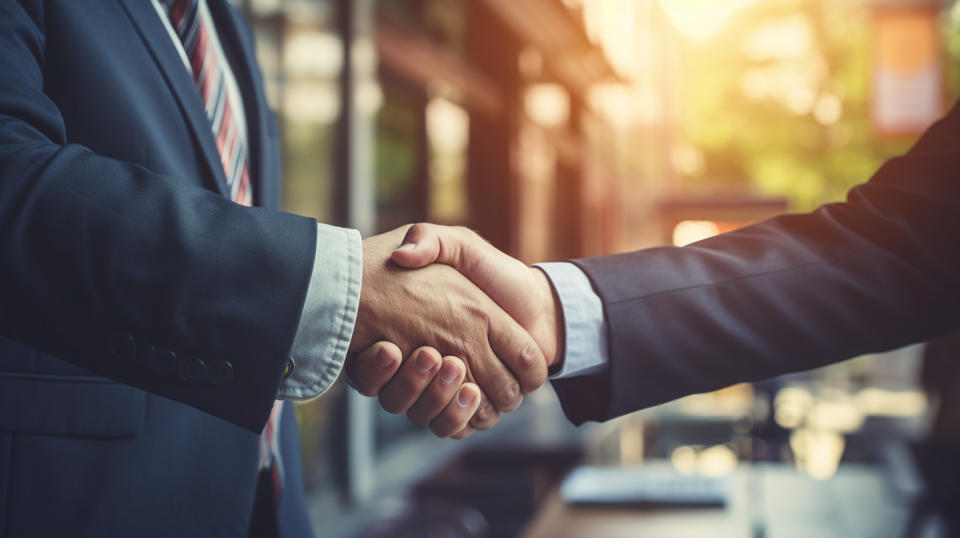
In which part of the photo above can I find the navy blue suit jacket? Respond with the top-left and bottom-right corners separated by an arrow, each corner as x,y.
553,100 -> 960,425
0,1 -> 316,536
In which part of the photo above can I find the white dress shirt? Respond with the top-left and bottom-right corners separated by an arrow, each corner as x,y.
536,263 -> 610,378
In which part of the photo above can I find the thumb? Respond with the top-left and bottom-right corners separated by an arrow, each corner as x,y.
391,224 -> 533,323
390,223 -> 444,268
391,223 -> 511,294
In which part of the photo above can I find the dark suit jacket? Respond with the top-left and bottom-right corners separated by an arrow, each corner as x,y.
554,100 -> 960,426
0,1 -> 316,536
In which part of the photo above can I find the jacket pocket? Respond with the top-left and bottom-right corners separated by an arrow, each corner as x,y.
0,372 -> 145,438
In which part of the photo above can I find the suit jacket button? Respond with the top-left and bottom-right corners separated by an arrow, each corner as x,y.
208,360 -> 235,386
178,356 -> 206,384
146,346 -> 177,375
110,333 -> 137,360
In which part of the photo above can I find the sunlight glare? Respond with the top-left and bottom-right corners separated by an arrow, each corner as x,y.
582,0 -> 640,78
814,93 -> 843,126
673,220 -> 720,246
657,0 -> 760,41
743,15 -> 813,61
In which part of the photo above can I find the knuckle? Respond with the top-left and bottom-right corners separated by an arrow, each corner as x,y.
452,337 -> 472,361
518,342 -> 542,371
471,401 -> 500,430
409,222 -> 432,238
515,344 -> 546,392
497,381 -> 521,410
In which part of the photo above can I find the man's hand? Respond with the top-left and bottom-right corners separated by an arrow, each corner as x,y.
391,224 -> 564,367
346,226 -> 549,432
346,342 -> 482,438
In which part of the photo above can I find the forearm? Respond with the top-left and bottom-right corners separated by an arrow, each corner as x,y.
0,141 -> 317,432
569,108 -> 960,423
552,102 -> 960,424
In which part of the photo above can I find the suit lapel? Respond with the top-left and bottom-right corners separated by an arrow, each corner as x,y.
117,0 -> 231,198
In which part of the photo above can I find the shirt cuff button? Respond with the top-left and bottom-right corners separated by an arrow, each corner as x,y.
282,357 -> 295,380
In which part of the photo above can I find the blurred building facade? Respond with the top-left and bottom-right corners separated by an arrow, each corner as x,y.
228,0 -> 960,535
232,0 -> 645,533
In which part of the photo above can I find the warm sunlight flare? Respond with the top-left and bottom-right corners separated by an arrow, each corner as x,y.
657,0 -> 760,41
673,220 -> 720,246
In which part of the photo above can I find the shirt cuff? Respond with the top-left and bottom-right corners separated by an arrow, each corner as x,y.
277,223 -> 362,400
535,262 -> 609,379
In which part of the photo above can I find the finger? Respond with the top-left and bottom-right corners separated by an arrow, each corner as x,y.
345,341 -> 402,396
390,222 -> 443,268
450,426 -> 475,440
390,223 -> 484,275
430,383 -> 482,438
488,311 -> 548,395
469,392 -> 502,430
463,341 -> 524,413
406,356 -> 466,427
378,347 -> 442,414
456,364 -> 501,430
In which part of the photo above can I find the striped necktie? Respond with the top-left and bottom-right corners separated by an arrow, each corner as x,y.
162,0 -> 283,505
165,0 -> 252,206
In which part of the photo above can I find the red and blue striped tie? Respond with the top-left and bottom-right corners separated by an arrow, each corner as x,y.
163,0 -> 283,505
166,0 -> 252,206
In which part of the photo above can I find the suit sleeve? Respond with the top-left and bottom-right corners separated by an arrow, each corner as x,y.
0,1 -> 317,433
552,100 -> 960,425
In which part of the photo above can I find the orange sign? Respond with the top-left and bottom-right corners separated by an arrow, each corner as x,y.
871,6 -> 943,136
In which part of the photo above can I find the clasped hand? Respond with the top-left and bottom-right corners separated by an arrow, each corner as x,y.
344,224 -> 563,439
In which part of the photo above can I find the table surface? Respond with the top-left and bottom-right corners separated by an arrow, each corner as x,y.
522,463 -> 915,538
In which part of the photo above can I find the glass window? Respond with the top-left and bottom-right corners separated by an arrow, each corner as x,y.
375,85 -> 425,232
377,0 -> 467,56
426,96 -> 470,224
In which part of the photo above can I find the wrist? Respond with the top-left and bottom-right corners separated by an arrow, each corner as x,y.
350,238 -> 375,351
531,267 -> 564,368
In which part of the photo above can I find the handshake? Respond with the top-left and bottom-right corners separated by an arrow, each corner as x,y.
344,223 -> 563,440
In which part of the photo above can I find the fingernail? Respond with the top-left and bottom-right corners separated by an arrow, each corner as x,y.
439,363 -> 459,385
416,352 -> 437,373
377,347 -> 395,369
457,388 -> 476,407
394,242 -> 416,252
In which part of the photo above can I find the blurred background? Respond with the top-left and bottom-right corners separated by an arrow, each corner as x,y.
234,0 -> 960,535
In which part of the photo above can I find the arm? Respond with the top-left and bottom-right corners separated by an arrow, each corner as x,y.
0,4 -> 548,436
0,2 -> 316,433
559,100 -> 960,423
383,99 -> 960,425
